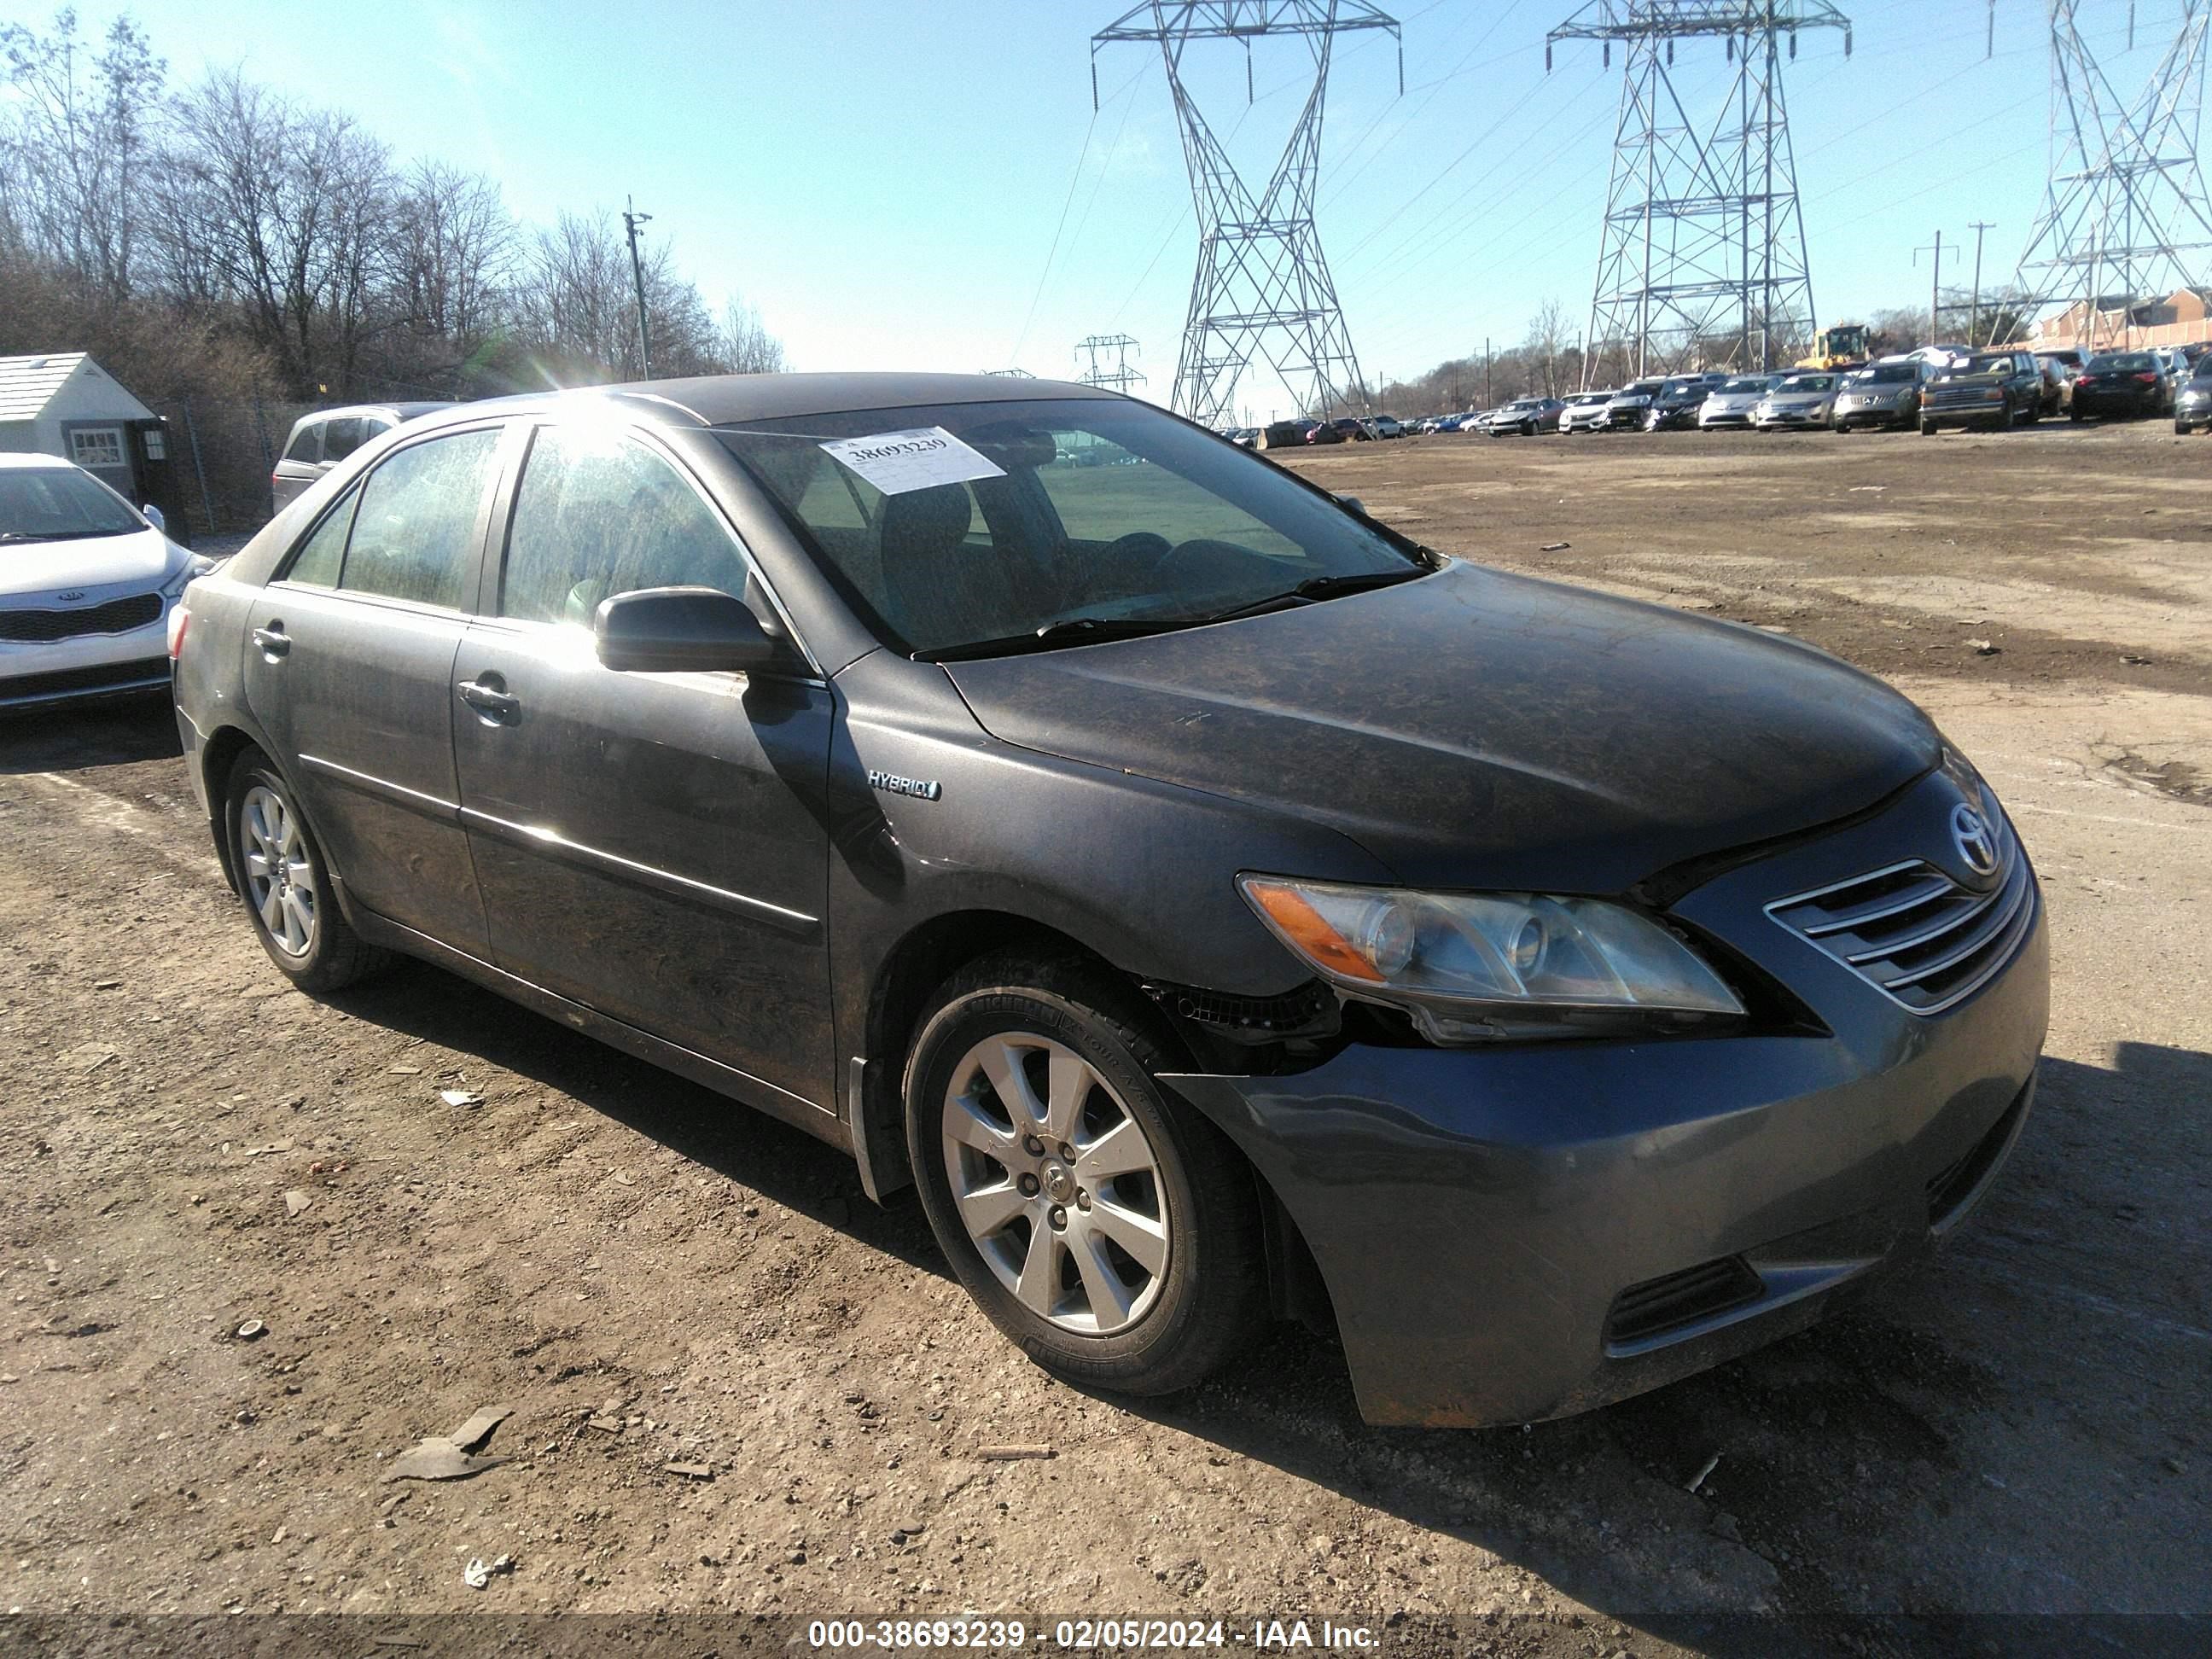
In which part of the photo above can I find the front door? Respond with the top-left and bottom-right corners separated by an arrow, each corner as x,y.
449,420 -> 835,1113
240,423 -> 509,951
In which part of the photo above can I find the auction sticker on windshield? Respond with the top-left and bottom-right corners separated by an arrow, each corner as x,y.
820,427 -> 1006,495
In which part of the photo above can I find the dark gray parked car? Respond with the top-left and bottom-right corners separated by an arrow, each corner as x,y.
169,374 -> 2046,1426
270,402 -> 454,514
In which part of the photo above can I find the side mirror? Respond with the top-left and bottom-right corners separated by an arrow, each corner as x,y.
1335,493 -> 1368,516
594,586 -> 778,674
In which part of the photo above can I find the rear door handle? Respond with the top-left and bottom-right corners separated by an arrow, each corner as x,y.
457,676 -> 521,724
251,625 -> 289,658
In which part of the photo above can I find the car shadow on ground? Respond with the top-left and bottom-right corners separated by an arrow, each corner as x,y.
1091,1045 -> 2210,1639
0,693 -> 181,774
320,959 -> 948,1279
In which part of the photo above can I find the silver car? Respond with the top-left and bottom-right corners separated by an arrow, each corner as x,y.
1697,375 -> 1778,428
271,402 -> 453,515
1753,373 -> 1841,431
1831,361 -> 1931,432
1558,391 -> 1616,434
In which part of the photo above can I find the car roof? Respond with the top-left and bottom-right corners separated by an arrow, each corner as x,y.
398,372 -> 1120,436
0,451 -> 88,471
295,401 -> 455,423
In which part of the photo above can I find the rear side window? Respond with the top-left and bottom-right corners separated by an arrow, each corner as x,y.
340,428 -> 501,609
282,425 -> 322,464
499,424 -> 753,627
320,418 -> 369,463
283,489 -> 358,587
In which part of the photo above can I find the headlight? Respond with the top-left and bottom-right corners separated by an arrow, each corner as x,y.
160,554 -> 215,598
1238,876 -> 1746,1044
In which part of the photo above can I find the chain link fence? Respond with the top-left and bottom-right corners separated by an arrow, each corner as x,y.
148,396 -> 317,539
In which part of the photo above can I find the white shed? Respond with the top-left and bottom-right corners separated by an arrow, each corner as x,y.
0,352 -> 160,501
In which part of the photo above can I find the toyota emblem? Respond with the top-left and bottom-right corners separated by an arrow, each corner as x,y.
1951,804 -> 2000,879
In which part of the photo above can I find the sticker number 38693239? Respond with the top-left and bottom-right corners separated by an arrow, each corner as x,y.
818,427 -> 1009,497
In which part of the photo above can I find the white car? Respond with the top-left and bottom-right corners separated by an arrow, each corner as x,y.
1751,372 -> 1842,430
1557,391 -> 1616,433
1697,375 -> 1780,428
0,454 -> 211,711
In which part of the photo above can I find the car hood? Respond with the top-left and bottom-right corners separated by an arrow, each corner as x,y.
0,527 -> 179,602
940,562 -> 1939,894
1705,393 -> 1762,408
1764,391 -> 1830,406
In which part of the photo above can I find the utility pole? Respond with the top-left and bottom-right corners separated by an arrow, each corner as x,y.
1485,336 -> 1493,406
621,195 -> 655,379
1967,220 -> 1996,345
1915,230 -> 1947,346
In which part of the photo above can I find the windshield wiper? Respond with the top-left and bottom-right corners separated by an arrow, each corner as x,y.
0,528 -> 124,543
1199,567 -> 1428,624
920,614 -> 1197,662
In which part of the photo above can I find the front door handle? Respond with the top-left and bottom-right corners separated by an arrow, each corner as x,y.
457,675 -> 521,725
251,624 -> 289,658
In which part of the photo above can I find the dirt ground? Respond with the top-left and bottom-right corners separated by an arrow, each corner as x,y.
2,420 -> 2207,1656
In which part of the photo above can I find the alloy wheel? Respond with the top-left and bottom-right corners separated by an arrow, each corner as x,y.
939,1032 -> 1169,1336
240,784 -> 317,958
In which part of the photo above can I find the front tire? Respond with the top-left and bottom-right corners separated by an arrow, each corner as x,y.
1921,417 -> 1938,436
905,953 -> 1267,1397
224,751 -> 389,992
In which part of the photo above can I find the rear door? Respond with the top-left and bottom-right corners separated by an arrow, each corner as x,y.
241,420 -> 512,951
448,419 -> 836,1112
271,421 -> 323,512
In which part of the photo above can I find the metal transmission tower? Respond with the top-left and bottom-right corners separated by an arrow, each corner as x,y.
1091,2 -> 1400,427
2007,0 -> 2212,347
1548,2 -> 1851,381
1074,332 -> 1148,393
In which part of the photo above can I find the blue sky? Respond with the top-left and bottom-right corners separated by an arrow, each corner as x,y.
114,0 -> 2185,418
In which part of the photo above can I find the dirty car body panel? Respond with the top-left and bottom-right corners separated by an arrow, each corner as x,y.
170,372 -> 2046,1427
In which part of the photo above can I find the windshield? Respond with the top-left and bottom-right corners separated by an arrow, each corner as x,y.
0,466 -> 146,542
2085,352 -> 2155,373
716,398 -> 1425,658
1720,377 -> 1770,393
1860,364 -> 1918,383
1777,375 -> 1833,392
1621,381 -> 1664,397
1962,354 -> 2017,375
1659,381 -> 1703,397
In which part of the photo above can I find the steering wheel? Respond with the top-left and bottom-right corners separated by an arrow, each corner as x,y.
1106,531 -> 1174,568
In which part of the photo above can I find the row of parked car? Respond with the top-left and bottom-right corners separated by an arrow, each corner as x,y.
1270,341 -> 2210,445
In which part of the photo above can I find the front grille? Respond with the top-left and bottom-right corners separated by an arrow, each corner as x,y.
1767,815 -> 2034,1015
1607,1256 -> 1765,1348
0,592 -> 162,642
1924,387 -> 2005,411
0,655 -> 171,705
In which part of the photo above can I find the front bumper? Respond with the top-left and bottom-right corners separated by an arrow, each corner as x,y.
1165,776 -> 2048,1427
0,611 -> 173,711
1833,399 -> 1913,428
1755,406 -> 1829,428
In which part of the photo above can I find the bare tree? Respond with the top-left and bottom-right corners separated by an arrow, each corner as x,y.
0,8 -> 166,303
1523,298 -> 1571,398
716,297 -> 786,375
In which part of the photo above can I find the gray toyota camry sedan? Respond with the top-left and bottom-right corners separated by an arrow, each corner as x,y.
169,374 -> 2046,1426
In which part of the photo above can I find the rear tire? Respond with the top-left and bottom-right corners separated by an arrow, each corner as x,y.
1920,417 -> 1938,436
905,952 -> 1268,1397
224,751 -> 391,992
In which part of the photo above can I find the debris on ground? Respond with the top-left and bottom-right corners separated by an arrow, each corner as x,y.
1540,541 -> 1572,551
93,978 -> 120,990
234,1319 -> 266,1342
243,1139 -> 294,1157
384,1403 -> 515,1482
463,1553 -> 514,1590
439,1089 -> 483,1108
976,1444 -> 1056,1461
664,1461 -> 715,1480
58,1043 -> 118,1073
282,1190 -> 312,1217
1966,638 -> 2000,655
1686,1452 -> 1721,1493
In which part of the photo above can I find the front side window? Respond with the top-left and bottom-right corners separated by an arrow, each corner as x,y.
501,424 -> 753,627
340,428 -> 501,609
320,417 -> 369,463
0,466 -> 144,542
282,425 -> 322,463
717,398 -> 1423,658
